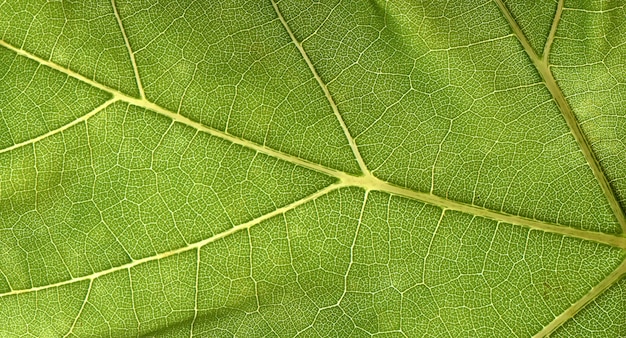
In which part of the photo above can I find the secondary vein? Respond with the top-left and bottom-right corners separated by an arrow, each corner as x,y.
1,38 -> 624,250
542,0 -> 564,61
533,258 -> 626,337
493,0 -> 626,233
270,0 -> 371,176
0,98 -> 117,154
0,183 -> 343,298
111,0 -> 145,99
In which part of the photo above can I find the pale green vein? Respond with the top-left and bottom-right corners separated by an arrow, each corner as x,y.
111,0 -> 145,99
534,259 -> 626,337
0,40 -> 345,179
493,0 -> 626,234
190,247 -> 200,338
338,190 -> 369,306
348,175 -> 626,250
0,39 -> 624,250
542,0 -> 564,61
0,97 -> 116,154
271,0 -> 371,176
0,183 -> 342,298
63,279 -> 92,338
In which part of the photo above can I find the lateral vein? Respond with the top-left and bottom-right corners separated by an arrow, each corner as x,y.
270,0 -> 370,175
542,0 -> 564,61
0,98 -> 116,154
0,39 -> 343,179
493,0 -> 626,233
111,0 -> 145,99
533,258 -> 626,337
0,183 -> 343,298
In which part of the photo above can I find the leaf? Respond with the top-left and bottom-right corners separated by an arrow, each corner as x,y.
0,0 -> 625,336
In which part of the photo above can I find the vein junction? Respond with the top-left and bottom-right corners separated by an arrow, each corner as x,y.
493,0 -> 626,234
0,22 -> 625,300
0,37 -> 624,253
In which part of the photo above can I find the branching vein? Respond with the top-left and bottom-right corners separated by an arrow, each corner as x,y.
542,0 -> 564,61
493,0 -> 626,233
0,183 -> 343,298
0,35 -> 624,261
111,0 -> 145,99
0,97 -> 116,154
270,0 -> 370,176
533,259 -> 626,337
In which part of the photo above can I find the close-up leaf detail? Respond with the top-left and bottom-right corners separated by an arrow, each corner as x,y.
0,0 -> 625,337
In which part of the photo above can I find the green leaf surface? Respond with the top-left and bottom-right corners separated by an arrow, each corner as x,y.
0,0 -> 625,337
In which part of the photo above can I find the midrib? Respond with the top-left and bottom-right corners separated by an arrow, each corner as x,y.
0,38 -> 624,250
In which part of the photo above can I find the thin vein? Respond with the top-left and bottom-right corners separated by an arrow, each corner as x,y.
270,0 -> 370,175
111,0 -> 145,99
0,98 -> 116,155
189,248 -> 200,338
493,0 -> 626,233
542,0 -> 564,61
0,183 -> 342,298
1,39 -> 624,249
338,190 -> 369,306
533,259 -> 626,337
63,279 -> 93,338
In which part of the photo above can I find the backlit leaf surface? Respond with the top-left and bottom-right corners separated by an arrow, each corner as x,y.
0,0 -> 625,337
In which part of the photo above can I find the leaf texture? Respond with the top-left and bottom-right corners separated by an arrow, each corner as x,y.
0,0 -> 625,337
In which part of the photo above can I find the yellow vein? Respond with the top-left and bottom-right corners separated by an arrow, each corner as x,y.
533,258 -> 626,337
0,98 -> 116,154
271,0 -> 370,175
111,0 -> 145,99
189,247 -> 200,338
2,38 -> 625,249
0,39 -> 343,179
346,175 -> 626,249
542,0 -> 564,61
0,183 -> 342,298
493,0 -> 626,233
338,190 -> 369,306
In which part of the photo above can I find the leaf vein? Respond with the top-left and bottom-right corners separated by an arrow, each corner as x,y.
111,0 -> 145,99
270,0 -> 370,175
493,0 -> 626,233
0,183 -> 343,298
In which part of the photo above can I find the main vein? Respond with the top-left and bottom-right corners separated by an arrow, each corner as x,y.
0,38 -> 624,251
493,0 -> 626,233
270,0 -> 371,176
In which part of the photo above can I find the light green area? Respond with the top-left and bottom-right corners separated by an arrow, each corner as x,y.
112,0 -> 361,174
553,277 -> 626,337
550,1 -> 626,213
0,0 -> 624,337
276,0 -> 620,233
0,0 -> 140,97
0,47 -> 110,149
